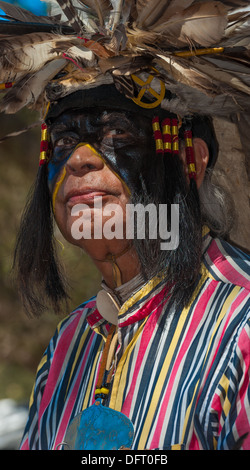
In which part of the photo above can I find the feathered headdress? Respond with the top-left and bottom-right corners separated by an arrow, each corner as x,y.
0,0 -> 249,117
0,0 -> 250,247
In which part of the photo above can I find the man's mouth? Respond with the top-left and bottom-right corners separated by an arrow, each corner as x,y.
66,188 -> 111,205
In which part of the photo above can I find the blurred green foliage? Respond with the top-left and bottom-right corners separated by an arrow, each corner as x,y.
0,108 -> 101,402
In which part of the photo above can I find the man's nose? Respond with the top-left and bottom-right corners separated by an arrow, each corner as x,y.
66,143 -> 104,175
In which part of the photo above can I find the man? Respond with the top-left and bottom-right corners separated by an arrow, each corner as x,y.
0,0 -> 249,450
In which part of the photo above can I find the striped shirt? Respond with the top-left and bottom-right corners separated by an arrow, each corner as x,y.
20,232 -> 250,450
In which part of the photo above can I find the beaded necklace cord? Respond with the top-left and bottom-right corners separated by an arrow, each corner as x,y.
93,244 -> 132,288
94,324 -> 118,403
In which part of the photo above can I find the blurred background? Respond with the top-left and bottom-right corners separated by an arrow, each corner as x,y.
0,0 -> 101,448
0,0 -> 249,450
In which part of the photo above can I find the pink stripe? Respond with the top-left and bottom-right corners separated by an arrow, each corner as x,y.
38,313 -> 83,423
207,240 -> 250,290
202,295 -> 250,448
233,327 -> 250,449
199,289 -> 249,400
189,432 -> 201,450
237,321 -> 250,365
211,392 -> 223,435
74,299 -> 96,311
20,437 -> 29,450
235,326 -> 250,449
236,371 -> 250,442
121,292 -> 167,416
53,329 -> 99,449
150,281 -> 218,448
87,308 -> 103,327
210,327 -> 250,449
119,287 -> 168,328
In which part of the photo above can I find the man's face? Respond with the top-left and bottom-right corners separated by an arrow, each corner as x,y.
48,107 -> 155,246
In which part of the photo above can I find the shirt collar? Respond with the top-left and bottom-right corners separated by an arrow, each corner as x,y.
87,274 -> 166,334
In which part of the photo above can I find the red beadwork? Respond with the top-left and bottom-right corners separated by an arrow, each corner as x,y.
184,129 -> 196,180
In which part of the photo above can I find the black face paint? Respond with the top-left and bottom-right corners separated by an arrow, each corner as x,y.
48,108 -> 158,196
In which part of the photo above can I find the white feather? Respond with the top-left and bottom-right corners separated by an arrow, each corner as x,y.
192,57 -> 250,95
152,2 -> 228,47
0,34 -> 79,82
63,45 -> 95,65
0,58 -> 67,113
155,53 -> 250,116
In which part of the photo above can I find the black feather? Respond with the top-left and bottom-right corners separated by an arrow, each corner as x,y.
0,19 -> 74,35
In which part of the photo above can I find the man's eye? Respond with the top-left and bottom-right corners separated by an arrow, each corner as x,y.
54,135 -> 79,147
104,128 -> 129,138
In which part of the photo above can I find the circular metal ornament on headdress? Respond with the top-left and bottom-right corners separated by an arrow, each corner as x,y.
131,68 -> 165,109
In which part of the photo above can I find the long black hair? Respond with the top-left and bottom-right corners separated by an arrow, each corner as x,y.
13,164 -> 69,316
131,138 -> 202,311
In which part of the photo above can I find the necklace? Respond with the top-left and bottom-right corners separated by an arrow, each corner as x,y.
60,270 -> 145,449
61,325 -> 134,450
93,244 -> 132,288
96,272 -> 146,325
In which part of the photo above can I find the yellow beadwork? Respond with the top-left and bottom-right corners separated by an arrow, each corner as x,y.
185,138 -> 193,148
188,163 -> 196,173
95,387 -> 110,396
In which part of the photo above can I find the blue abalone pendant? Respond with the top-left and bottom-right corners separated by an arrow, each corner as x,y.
63,400 -> 134,450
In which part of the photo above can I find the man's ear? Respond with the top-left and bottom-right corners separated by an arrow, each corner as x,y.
193,138 -> 209,189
